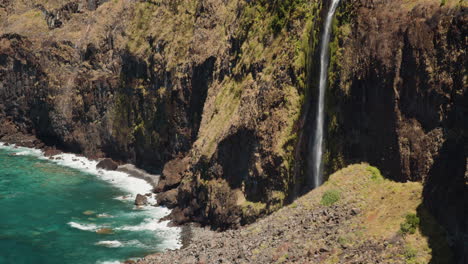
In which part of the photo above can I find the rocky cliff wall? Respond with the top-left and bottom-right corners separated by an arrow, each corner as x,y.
0,0 -> 321,225
323,0 -> 467,260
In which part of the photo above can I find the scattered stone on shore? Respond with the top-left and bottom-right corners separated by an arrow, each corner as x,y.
96,158 -> 118,170
135,194 -> 148,206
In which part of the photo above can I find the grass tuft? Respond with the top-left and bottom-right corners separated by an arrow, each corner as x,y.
320,189 -> 340,206
367,165 -> 384,181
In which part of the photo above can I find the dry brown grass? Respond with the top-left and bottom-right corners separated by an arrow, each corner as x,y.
293,164 -> 450,263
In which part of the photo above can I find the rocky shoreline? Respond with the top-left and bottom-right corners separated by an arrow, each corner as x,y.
0,130 -> 191,258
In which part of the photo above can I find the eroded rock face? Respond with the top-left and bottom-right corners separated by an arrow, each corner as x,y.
157,189 -> 178,209
155,157 -> 189,193
321,0 -> 467,260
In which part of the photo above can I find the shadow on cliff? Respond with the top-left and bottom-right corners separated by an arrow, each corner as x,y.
419,137 -> 467,264
416,203 -> 454,264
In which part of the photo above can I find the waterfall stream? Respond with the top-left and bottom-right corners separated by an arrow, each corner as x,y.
311,0 -> 341,188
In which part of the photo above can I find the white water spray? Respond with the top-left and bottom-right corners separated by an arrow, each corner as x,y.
311,0 -> 341,188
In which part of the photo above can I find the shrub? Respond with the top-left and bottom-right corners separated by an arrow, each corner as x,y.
400,213 -> 420,235
321,189 -> 340,206
367,166 -> 383,181
404,245 -> 417,260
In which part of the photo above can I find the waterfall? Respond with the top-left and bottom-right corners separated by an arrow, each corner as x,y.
311,0 -> 341,188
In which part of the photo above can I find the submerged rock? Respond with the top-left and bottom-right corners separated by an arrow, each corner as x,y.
96,158 -> 118,171
96,228 -> 113,235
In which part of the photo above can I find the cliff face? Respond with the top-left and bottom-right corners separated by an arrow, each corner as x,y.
322,0 -> 467,259
0,0 -> 466,259
0,0 -> 320,226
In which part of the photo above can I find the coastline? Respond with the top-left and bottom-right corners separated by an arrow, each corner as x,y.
0,133 -> 185,263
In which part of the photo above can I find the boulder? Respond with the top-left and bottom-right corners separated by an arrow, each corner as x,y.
157,188 -> 179,208
96,158 -> 118,170
135,194 -> 148,206
156,157 -> 190,192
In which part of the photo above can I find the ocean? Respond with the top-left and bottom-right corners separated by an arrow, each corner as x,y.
0,143 -> 180,264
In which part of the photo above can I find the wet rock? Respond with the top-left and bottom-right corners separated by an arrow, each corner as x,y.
82,210 -> 95,215
135,194 -> 148,206
43,148 -> 62,157
96,158 -> 118,170
96,228 -> 113,234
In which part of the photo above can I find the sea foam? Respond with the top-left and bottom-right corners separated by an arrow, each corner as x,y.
95,240 -> 123,248
0,142 -> 182,251
68,221 -> 99,231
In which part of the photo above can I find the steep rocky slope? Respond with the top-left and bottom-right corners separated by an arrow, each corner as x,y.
0,0 -> 466,261
136,165 -> 453,264
318,0 -> 467,259
0,0 -> 323,226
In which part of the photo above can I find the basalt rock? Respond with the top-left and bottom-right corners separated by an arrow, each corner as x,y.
157,189 -> 178,209
96,158 -> 118,171
134,194 -> 148,206
155,157 -> 189,192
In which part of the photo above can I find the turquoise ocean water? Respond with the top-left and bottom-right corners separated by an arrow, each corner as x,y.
0,144 -> 180,264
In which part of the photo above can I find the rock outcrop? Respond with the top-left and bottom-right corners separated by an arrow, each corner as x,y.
135,194 -> 148,206
96,158 -> 118,171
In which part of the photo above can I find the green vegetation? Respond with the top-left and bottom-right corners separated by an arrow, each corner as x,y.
320,189 -> 340,206
242,200 -> 267,216
367,165 -> 384,181
403,245 -> 418,262
400,213 -> 420,235
194,0 -> 322,209
440,0 -> 447,6
246,0 -> 311,35
127,1 -> 158,53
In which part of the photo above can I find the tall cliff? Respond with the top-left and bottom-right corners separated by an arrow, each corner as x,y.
0,0 -> 466,260
321,0 -> 467,259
